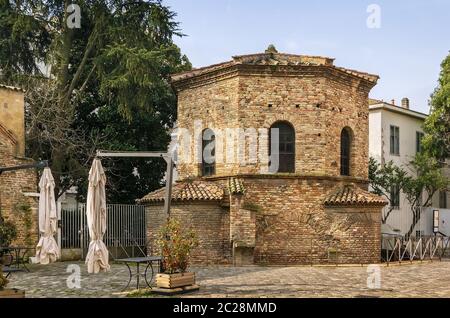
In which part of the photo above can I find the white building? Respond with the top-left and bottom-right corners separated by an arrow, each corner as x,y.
369,98 -> 449,237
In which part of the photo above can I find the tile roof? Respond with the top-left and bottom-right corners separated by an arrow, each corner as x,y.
0,84 -> 24,92
139,180 -> 224,204
171,51 -> 378,83
228,177 -> 245,195
324,185 -> 387,207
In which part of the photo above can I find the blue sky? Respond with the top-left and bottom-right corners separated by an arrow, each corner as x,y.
165,0 -> 449,114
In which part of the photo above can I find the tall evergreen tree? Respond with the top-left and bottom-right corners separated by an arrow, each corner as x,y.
0,1 -> 191,203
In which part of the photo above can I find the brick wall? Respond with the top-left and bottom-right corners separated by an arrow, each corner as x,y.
176,65 -> 372,180
0,134 -> 38,246
146,202 -> 232,265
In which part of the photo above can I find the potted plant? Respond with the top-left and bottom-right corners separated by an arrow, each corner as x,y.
0,216 -> 24,298
155,218 -> 198,292
0,215 -> 17,264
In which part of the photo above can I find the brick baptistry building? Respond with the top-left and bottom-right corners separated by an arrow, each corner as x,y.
141,47 -> 387,265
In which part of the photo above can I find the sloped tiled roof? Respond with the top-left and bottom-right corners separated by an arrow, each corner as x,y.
172,51 -> 378,84
228,177 -> 245,195
324,185 -> 387,207
139,180 -> 224,204
0,84 -> 24,92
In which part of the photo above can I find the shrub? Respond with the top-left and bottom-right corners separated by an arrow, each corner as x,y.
157,218 -> 198,274
0,216 -> 17,249
0,266 -> 8,290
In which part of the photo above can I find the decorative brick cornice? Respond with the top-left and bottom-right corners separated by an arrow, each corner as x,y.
171,52 -> 378,92
204,174 -> 369,185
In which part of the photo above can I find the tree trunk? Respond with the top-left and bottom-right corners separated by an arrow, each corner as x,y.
405,206 -> 422,239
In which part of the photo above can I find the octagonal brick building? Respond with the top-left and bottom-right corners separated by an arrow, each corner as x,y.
140,47 -> 387,265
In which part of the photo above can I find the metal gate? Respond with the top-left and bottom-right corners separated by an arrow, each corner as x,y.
61,204 -> 147,260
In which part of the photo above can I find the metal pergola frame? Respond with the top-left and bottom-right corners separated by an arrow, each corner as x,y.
95,150 -> 175,217
0,160 -> 48,175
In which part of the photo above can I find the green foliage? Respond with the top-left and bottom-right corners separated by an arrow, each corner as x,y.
423,52 -> 450,159
369,157 -> 408,200
14,199 -> 33,247
368,157 -> 408,223
0,266 -> 8,290
403,152 -> 448,208
242,202 -> 263,213
0,216 -> 17,248
157,218 -> 198,274
402,152 -> 449,237
0,1 -> 191,203
0,0 -> 51,79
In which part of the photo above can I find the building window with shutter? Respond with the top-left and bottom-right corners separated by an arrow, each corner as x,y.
390,185 -> 400,209
440,191 -> 448,209
390,125 -> 400,155
416,131 -> 424,153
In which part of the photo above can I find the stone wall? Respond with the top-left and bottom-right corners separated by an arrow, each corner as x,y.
145,202 -> 232,265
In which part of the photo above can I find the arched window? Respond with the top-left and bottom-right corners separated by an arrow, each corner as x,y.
340,128 -> 352,176
202,128 -> 216,176
269,121 -> 295,173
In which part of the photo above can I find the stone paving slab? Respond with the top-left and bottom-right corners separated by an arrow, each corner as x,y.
6,260 -> 450,298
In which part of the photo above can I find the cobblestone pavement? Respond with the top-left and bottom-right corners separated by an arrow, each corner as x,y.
7,260 -> 450,298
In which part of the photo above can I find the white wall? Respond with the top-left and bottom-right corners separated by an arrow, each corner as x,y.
370,105 -> 429,235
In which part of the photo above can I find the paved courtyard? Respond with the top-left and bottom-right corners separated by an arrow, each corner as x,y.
7,260 -> 450,298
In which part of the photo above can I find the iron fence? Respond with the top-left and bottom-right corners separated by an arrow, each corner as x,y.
381,235 -> 450,264
61,204 -> 147,259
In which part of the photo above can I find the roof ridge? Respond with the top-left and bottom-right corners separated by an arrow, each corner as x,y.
324,184 -> 386,207
0,84 -> 25,92
139,179 -> 224,203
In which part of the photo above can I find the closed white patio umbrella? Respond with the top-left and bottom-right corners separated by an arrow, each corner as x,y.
35,167 -> 60,264
85,159 -> 110,274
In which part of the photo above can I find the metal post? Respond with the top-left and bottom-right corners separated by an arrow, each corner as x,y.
163,155 -> 174,218
56,199 -> 62,254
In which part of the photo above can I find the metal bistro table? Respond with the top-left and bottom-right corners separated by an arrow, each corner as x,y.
115,256 -> 163,290
0,246 -> 34,272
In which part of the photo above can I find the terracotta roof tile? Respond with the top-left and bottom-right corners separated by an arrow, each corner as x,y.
171,52 -> 378,83
0,84 -> 24,92
324,185 -> 387,207
139,180 -> 224,203
228,177 -> 245,195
